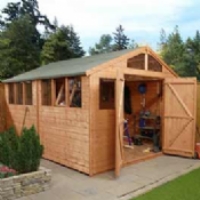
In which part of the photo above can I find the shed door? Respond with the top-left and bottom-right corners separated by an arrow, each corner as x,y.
163,78 -> 197,157
115,70 -> 124,177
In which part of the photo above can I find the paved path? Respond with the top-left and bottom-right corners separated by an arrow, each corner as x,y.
19,156 -> 200,200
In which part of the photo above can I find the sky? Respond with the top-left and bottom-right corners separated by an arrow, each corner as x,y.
1,0 -> 200,52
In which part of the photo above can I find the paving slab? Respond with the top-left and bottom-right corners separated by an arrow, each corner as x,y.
18,155 -> 200,200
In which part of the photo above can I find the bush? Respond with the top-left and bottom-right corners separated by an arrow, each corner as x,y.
0,127 -> 19,167
17,126 -> 44,173
0,126 -> 43,174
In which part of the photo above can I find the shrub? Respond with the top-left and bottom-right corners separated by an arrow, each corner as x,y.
0,127 -> 19,167
0,126 -> 43,174
17,126 -> 44,173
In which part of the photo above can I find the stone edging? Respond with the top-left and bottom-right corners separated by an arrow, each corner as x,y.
0,167 -> 51,200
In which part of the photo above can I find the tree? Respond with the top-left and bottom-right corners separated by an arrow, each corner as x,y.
128,39 -> 138,49
1,0 -> 54,49
113,25 -> 129,50
41,25 -> 85,64
159,26 -> 200,80
0,15 -> 40,79
184,31 -> 200,79
160,26 -> 186,75
158,28 -> 167,52
89,34 -> 113,55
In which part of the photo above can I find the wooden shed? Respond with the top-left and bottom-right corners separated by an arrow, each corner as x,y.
3,46 -> 197,177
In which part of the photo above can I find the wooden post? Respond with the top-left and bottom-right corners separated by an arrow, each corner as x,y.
65,78 -> 69,107
22,82 -> 26,105
145,52 -> 148,71
115,67 -> 124,177
51,79 -> 55,106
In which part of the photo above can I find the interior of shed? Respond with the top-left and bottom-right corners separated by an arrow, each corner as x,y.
123,75 -> 163,165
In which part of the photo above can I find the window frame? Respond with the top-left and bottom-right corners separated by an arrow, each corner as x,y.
99,78 -> 115,110
24,81 -> 33,105
41,79 -> 52,106
68,77 -> 82,108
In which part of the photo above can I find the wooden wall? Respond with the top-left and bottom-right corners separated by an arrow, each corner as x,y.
89,65 -> 117,175
39,77 -> 90,174
5,81 -> 37,134
5,77 -> 90,174
196,83 -> 200,142
0,83 -> 6,132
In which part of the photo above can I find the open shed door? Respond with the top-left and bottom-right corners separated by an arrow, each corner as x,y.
115,70 -> 124,177
163,78 -> 197,158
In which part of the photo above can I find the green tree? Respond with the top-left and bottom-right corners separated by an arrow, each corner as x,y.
0,15 -> 40,79
158,28 -> 167,52
1,0 -> 54,49
160,26 -> 186,74
184,31 -> 200,79
113,25 -> 129,50
89,34 -> 113,55
41,25 -> 85,64
128,39 -> 138,49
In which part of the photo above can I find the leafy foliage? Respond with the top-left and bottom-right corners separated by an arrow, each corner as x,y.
159,26 -> 200,80
113,25 -> 129,50
0,126 -> 43,174
41,25 -> 85,64
89,34 -> 113,55
17,126 -> 43,173
0,15 -> 40,79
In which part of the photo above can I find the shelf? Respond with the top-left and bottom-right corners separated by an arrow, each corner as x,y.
139,126 -> 160,130
136,135 -> 153,140
140,115 -> 157,120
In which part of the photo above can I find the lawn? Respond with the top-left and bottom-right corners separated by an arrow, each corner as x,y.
132,167 -> 200,200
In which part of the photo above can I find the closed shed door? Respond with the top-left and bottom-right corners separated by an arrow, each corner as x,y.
163,78 -> 197,158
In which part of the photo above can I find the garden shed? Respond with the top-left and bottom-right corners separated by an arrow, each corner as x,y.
2,46 -> 197,177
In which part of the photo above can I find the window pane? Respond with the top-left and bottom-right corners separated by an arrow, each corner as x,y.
69,77 -> 81,107
99,79 -> 115,109
25,81 -> 32,105
42,80 -> 51,106
8,83 -> 15,104
16,83 -> 23,105
55,78 -> 65,106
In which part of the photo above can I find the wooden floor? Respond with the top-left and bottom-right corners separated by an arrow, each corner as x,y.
123,141 -> 162,166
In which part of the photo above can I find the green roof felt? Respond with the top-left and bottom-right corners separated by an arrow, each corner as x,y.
3,49 -> 135,83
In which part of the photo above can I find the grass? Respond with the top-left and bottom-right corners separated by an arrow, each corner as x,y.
132,168 -> 200,200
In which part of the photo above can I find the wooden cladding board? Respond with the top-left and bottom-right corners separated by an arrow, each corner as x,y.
6,105 -> 37,133
5,77 -> 90,175
163,78 -> 196,158
89,66 -> 117,175
0,83 -> 6,132
39,76 -> 90,174
5,81 -> 38,133
40,107 -> 90,174
196,83 -> 200,142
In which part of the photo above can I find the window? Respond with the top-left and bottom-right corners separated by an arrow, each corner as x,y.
16,83 -> 23,105
25,81 -> 32,105
42,80 -> 52,106
148,55 -> 162,72
55,78 -> 65,106
69,77 -> 81,107
127,54 -> 145,70
8,83 -> 15,104
99,79 -> 115,109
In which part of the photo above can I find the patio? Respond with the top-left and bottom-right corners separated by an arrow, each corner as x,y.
19,156 -> 200,200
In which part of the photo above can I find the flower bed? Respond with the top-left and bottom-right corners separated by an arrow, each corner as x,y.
0,165 -> 17,179
0,167 -> 51,200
